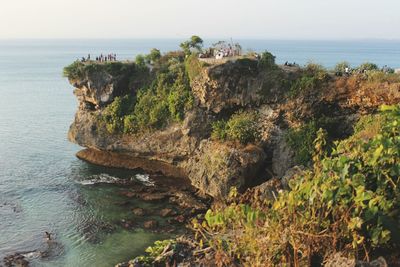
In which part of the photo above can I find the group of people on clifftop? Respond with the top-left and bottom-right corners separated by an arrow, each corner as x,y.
80,53 -> 117,62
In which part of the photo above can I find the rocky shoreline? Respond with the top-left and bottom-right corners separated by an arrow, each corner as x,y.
76,148 -> 187,179
1,169 -> 211,267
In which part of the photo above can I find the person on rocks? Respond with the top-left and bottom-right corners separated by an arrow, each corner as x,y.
45,231 -> 52,241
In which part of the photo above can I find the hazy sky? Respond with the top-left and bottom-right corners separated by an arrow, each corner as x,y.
1,0 -> 399,39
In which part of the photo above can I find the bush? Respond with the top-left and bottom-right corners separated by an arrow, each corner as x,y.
285,120 -> 319,165
366,70 -> 400,83
258,51 -> 276,68
212,111 -> 259,144
359,62 -> 379,72
99,95 -> 135,133
135,54 -> 146,67
193,105 -> 400,266
288,63 -> 329,97
226,111 -> 259,144
63,61 -> 85,79
133,240 -> 177,266
334,61 -> 350,73
185,54 -> 204,83
285,116 -> 341,165
211,120 -> 228,141
145,48 -> 161,64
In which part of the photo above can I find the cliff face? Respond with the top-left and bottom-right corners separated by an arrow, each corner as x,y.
67,59 -> 400,198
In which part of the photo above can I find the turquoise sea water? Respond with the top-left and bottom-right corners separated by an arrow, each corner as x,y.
0,39 -> 399,266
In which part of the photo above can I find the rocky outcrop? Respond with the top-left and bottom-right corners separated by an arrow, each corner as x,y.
68,63 -> 139,109
184,140 -> 266,198
191,59 -> 263,113
67,59 -> 400,199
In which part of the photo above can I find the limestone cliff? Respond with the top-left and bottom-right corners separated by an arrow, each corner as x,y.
66,59 -> 400,198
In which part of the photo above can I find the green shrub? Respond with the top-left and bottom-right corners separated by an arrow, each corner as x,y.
226,111 -> 259,144
285,116 -> 342,165
133,239 -> 176,266
285,120 -> 318,165
193,105 -> 400,266
145,48 -> 161,64
99,95 -> 135,133
288,63 -> 329,97
135,54 -> 146,67
359,62 -> 379,71
211,120 -> 228,140
63,61 -> 85,79
185,54 -> 203,82
63,61 -> 138,80
212,111 -> 259,144
259,51 -> 276,68
366,70 -> 400,83
334,61 -> 350,73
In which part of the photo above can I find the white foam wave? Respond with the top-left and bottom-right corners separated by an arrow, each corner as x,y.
76,173 -> 154,186
134,174 -> 155,186
77,174 -> 127,185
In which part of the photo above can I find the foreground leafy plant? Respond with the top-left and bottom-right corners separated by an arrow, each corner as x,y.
194,105 -> 400,266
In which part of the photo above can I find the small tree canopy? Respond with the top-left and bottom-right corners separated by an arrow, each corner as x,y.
180,35 -> 204,55
145,48 -> 161,64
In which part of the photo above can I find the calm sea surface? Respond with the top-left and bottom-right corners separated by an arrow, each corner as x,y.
0,39 -> 399,266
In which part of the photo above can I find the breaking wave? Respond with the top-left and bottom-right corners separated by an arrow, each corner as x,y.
76,173 -> 154,186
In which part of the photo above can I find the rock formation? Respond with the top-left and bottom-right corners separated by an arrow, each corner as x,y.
66,59 -> 400,199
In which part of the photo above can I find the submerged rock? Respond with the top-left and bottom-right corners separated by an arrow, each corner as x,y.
143,220 -> 159,229
159,208 -> 176,217
3,253 -> 29,267
131,208 -> 145,216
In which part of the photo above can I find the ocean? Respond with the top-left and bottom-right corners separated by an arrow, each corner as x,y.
0,39 -> 399,267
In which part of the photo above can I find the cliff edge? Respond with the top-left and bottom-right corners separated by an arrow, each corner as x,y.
65,53 -> 400,198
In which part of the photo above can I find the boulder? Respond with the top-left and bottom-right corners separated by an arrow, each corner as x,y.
185,140 -> 266,198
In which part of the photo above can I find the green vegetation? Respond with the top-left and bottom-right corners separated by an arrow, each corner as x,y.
131,240 -> 176,266
98,95 -> 135,133
288,63 -> 330,97
97,50 -> 194,134
135,54 -> 146,67
212,111 -> 259,144
334,61 -> 350,73
285,116 -> 341,165
63,61 -> 137,80
285,120 -> 319,165
358,62 -> 379,71
145,48 -> 161,64
258,51 -> 276,68
366,70 -> 400,83
185,54 -> 205,83
180,35 -> 204,55
193,105 -> 400,266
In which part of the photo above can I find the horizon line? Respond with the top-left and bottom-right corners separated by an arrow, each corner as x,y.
1,37 -> 400,42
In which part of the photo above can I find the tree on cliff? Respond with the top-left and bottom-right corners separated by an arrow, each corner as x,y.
180,35 -> 203,55
145,48 -> 161,64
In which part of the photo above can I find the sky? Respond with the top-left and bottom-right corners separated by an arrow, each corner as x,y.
0,0 -> 399,40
